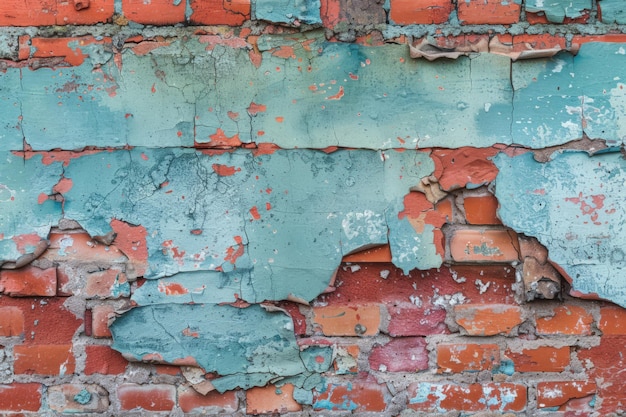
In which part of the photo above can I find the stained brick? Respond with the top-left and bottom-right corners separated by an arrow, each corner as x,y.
454,304 -> 524,336
313,304 -> 380,336
0,266 -> 57,297
334,344 -> 359,374
598,305 -> 626,335
246,383 -> 301,414
536,381 -> 596,409
448,228 -> 520,263
47,384 -> 109,414
0,383 -> 42,412
313,381 -> 387,412
84,345 -> 129,375
505,346 -> 570,372
408,382 -> 526,412
0,306 -> 24,337
91,304 -> 116,338
457,0 -> 521,25
369,337 -> 429,372
389,0 -> 452,24
122,0 -> 186,25
117,384 -> 175,411
437,343 -> 500,373
189,0 -> 250,25
13,344 -> 75,375
178,386 -> 238,413
536,305 -> 593,335
463,195 -> 501,225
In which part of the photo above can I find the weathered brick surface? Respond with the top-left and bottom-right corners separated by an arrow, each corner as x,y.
13,344 -> 76,375
437,343 -> 500,373
0,383 -> 42,412
246,383 -> 301,414
505,346 -> 570,372
0,266 -> 57,296
117,384 -> 176,411
454,304 -> 524,336
369,337 -> 429,372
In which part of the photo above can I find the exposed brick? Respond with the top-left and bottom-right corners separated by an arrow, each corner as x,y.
369,337 -> 429,372
85,269 -> 129,299
0,383 -> 42,412
84,345 -> 129,375
56,0 -> 114,25
109,219 -> 148,277
26,36 -> 107,67
458,0 -> 521,25
0,306 -> 24,337
313,304 -> 380,336
178,386 -> 238,414
122,0 -> 185,25
189,0 -> 250,26
389,0 -> 452,24
463,195 -> 501,225
505,346 -> 570,372
117,384 -> 175,411
14,344 -> 75,375
277,301 -> 307,336
0,266 -> 57,297
599,305 -> 626,335
536,381 -> 596,409
431,148 -> 499,191
454,304 -> 524,336
313,381 -> 387,412
246,383 -> 301,414
535,305 -> 593,335
448,228 -> 520,263
437,343 -> 500,373
334,344 -> 359,374
47,384 -> 109,414
91,304 -> 115,338
521,257 -> 561,301
342,244 -> 392,262
46,232 -> 128,264
408,382 -> 526,412
0,0 -> 56,26
154,364 -> 182,375
387,304 -> 449,336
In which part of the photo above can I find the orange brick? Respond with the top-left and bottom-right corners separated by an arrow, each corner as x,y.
537,381 -> 596,409
448,228 -> 520,263
437,343 -> 500,373
454,304 -> 524,336
14,344 -> 75,375
122,0 -> 185,24
505,346 -> 570,372
463,195 -> 501,225
0,0 -> 56,26
189,0 -> 250,25
47,232 -> 128,263
342,244 -> 392,262
85,269 -> 128,299
178,386 -> 238,414
246,384 -> 301,414
117,384 -> 175,411
313,381 -> 387,412
91,304 -> 115,338
408,382 -> 526,412
313,304 -> 380,336
0,266 -> 57,297
536,306 -> 593,335
28,36 -> 106,67
389,0 -> 452,24
458,0 -> 521,25
0,383 -> 42,412
56,0 -> 114,25
598,305 -> 626,335
0,306 -> 24,337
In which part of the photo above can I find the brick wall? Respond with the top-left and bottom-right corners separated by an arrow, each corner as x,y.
2,0 -> 626,416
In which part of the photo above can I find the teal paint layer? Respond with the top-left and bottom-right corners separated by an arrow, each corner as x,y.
525,0 -> 591,23
110,303 -> 324,392
0,71 -> 23,152
495,151 -> 626,306
599,0 -> 626,24
254,0 -> 322,24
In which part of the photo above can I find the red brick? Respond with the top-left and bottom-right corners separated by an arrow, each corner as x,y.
14,344 -> 75,375
178,386 -> 238,414
463,195 -> 501,225
117,384 -> 175,411
536,305 -> 593,335
277,301 -> 307,336
0,306 -> 24,337
91,304 -> 116,338
536,381 -> 596,409
458,0 -> 521,25
313,304 -> 380,336
408,382 -> 526,412
369,337 -> 429,372
189,0 -> 250,25
56,0 -> 114,25
454,304 -> 524,336
122,0 -> 185,24
437,343 -> 500,373
47,232 -> 128,263
110,219 -> 148,277
84,345 -> 129,375
0,266 -> 57,297
0,0 -> 56,26
449,228 -> 520,263
27,36 -> 107,67
85,269 -> 128,299
0,383 -> 42,412
598,305 -> 626,335
47,384 -> 109,414
246,383 -> 301,414
389,0 -> 452,24
387,304 -> 449,336
313,381 -> 387,412
154,364 -> 182,376
432,147 -> 499,191
505,346 -> 570,372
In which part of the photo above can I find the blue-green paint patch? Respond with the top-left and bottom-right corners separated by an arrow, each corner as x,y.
254,0 -> 321,24
300,346 -> 333,373
598,0 -> 626,24
110,274 -> 131,298
495,359 -> 515,376
73,388 -> 92,405
525,0 -> 591,23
